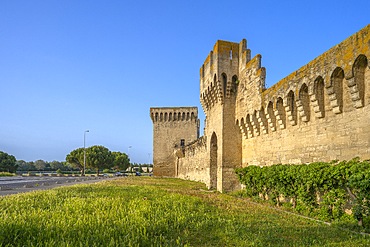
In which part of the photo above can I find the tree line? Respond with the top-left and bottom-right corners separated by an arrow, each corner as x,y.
0,147 -> 152,175
16,160 -> 73,172
66,145 -> 130,175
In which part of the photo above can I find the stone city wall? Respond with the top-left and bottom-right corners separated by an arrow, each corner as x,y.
177,136 -> 209,185
151,25 -> 370,192
236,24 -> 370,166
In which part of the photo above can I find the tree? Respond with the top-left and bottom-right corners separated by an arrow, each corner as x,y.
50,160 -> 67,171
86,145 -> 114,176
0,151 -> 17,173
16,160 -> 36,171
112,151 -> 130,171
66,148 -> 85,174
64,162 -> 79,171
34,160 -> 47,171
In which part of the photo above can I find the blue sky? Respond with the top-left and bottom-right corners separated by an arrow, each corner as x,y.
0,0 -> 369,163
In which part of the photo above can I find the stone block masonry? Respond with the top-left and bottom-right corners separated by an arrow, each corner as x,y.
236,25 -> 370,166
150,107 -> 199,177
150,24 -> 370,192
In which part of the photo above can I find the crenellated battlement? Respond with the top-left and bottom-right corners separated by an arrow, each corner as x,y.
150,107 -> 198,123
150,106 -> 200,177
235,24 -> 370,141
200,39 -> 252,111
151,24 -> 370,191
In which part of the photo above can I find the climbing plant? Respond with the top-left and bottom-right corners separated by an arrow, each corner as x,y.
236,158 -> 370,227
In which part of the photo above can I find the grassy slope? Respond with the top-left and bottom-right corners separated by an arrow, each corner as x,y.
0,177 -> 369,246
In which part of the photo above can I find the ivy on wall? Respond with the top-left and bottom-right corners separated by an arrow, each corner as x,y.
236,158 -> 370,228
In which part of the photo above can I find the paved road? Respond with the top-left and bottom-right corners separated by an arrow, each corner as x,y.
0,176 -> 114,196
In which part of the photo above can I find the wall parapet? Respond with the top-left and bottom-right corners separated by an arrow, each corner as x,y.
151,24 -> 370,191
150,107 -> 198,123
182,136 -> 207,157
236,24 -> 370,140
262,24 -> 370,102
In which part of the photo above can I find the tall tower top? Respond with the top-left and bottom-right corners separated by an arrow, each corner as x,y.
200,39 -> 251,112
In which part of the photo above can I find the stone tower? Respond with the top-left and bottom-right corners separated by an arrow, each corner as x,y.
151,25 -> 370,193
199,40 -> 250,191
150,107 -> 199,177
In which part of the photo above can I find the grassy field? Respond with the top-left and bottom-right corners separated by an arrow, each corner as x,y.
0,177 -> 369,246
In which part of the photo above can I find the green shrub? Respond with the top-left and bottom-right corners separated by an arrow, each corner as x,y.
236,158 -> 370,229
0,172 -> 15,177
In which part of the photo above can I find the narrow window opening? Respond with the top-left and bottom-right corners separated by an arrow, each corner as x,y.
222,73 -> 227,96
314,77 -> 325,118
180,139 -> 185,147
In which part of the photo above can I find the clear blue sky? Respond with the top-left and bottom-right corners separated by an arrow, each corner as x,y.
0,0 -> 369,163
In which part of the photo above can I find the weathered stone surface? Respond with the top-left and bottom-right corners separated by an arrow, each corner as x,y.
150,107 -> 200,177
150,24 -> 370,192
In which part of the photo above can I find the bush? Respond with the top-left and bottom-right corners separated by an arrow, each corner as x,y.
236,158 -> 370,229
0,172 -> 15,177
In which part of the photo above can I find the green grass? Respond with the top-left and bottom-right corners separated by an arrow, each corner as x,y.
0,177 -> 369,246
0,172 -> 15,177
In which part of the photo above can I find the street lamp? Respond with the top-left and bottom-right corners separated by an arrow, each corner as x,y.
148,153 -> 151,173
83,130 -> 89,176
128,146 -> 132,172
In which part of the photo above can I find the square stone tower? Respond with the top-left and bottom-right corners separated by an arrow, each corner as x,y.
199,40 -> 248,191
150,25 -> 370,192
150,107 -> 199,177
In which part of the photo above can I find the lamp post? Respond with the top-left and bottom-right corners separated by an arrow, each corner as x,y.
128,146 -> 132,172
83,130 -> 89,176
